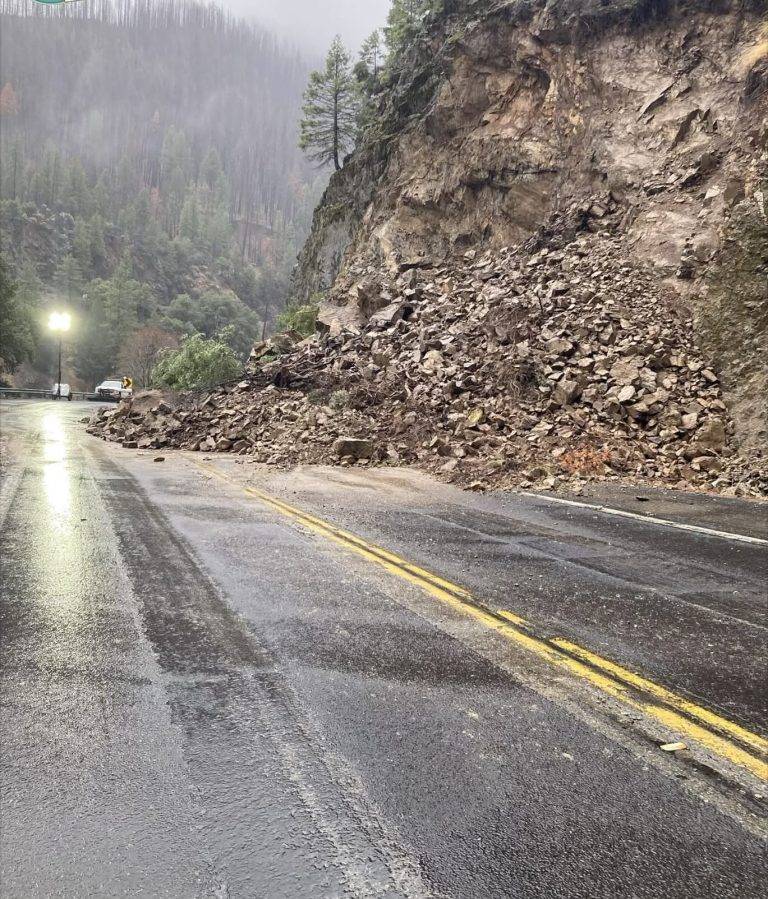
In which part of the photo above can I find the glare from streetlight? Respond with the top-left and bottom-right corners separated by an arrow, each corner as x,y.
49,312 -> 72,333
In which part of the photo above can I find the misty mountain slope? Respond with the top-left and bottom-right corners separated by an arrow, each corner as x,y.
0,0 -> 315,236
0,0 -> 325,386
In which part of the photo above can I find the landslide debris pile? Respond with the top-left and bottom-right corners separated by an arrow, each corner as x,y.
89,200 -> 766,496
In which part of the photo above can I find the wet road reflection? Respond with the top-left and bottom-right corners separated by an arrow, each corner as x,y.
41,412 -> 72,525
1,404 -> 207,896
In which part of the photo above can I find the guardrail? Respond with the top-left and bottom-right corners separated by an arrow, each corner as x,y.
0,387 -> 102,401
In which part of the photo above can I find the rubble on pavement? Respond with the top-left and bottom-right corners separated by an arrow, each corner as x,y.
88,201 -> 766,498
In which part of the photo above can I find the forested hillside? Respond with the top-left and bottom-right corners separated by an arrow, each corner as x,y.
0,0 -> 324,387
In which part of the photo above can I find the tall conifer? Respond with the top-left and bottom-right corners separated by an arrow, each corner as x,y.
299,36 -> 358,171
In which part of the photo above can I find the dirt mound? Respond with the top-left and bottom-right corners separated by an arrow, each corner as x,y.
88,201 -> 766,498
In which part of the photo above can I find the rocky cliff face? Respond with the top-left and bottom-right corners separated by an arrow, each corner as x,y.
298,0 -> 766,289
293,0 -> 766,445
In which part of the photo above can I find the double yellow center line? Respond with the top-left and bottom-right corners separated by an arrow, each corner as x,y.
194,460 -> 768,783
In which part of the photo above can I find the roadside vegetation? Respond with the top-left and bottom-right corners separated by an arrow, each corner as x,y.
277,302 -> 320,338
151,332 -> 242,392
0,257 -> 37,380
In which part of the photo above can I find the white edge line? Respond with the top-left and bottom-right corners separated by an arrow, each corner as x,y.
519,492 -> 768,546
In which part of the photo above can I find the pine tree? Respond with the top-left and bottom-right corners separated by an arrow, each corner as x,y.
359,30 -> 384,82
54,255 -> 84,303
88,215 -> 107,275
201,148 -> 226,201
299,36 -> 359,171
72,218 -> 93,272
160,127 -> 193,235
63,159 -> 90,217
355,30 -> 385,138
40,145 -> 62,208
384,0 -> 427,60
179,191 -> 201,242
93,173 -> 111,218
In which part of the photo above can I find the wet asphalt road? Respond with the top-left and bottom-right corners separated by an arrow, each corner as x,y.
1,399 -> 766,898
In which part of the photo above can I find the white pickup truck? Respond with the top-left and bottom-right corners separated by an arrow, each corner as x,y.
95,379 -> 133,402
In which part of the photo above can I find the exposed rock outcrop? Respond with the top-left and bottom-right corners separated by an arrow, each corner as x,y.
298,1 -> 765,289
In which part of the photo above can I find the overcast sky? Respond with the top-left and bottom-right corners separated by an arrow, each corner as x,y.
222,0 -> 391,52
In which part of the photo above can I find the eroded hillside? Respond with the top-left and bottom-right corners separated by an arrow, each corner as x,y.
296,0 -> 766,429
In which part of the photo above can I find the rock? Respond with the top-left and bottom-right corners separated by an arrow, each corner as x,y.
332,437 -> 375,460
610,360 -> 640,385
638,80 -> 676,117
130,390 -> 168,414
369,302 -> 409,328
616,385 -> 637,405
317,299 -> 366,335
723,179 -> 745,206
421,350 -> 444,373
270,333 -> 299,353
398,253 -> 432,271
552,379 -> 581,406
465,408 -> 486,428
694,455 -> 723,473
545,337 -> 574,356
694,417 -> 726,451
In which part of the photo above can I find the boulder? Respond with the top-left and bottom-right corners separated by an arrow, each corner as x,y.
332,437 -> 375,460
317,299 -> 366,335
693,417 -> 726,451
130,390 -> 168,415
369,302 -> 409,328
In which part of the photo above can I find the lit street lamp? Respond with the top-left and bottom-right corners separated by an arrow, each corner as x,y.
49,312 -> 72,399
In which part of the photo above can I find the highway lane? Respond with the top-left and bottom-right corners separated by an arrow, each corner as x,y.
1,399 -> 766,898
246,464 -> 768,734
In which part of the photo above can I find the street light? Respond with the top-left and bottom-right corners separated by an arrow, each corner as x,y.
49,312 -> 71,400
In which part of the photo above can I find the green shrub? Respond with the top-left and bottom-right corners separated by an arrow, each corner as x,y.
276,303 -> 319,337
329,389 -> 350,410
306,388 -> 329,405
151,333 -> 242,390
